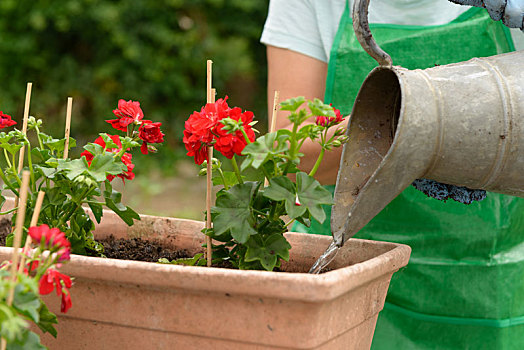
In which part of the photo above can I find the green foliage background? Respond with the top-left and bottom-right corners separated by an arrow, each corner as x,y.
0,0 -> 269,172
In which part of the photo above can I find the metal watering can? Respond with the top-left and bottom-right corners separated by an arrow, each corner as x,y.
332,0 -> 524,246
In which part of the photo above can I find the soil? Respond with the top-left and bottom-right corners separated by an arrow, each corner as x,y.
0,218 -> 11,246
0,218 -> 190,263
99,235 -> 189,262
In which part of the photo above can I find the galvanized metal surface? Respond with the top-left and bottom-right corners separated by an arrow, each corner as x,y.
332,0 -> 524,245
352,0 -> 392,68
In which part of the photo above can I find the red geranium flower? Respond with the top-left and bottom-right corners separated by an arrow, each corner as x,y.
61,290 -> 72,313
81,135 -> 135,182
214,107 -> 256,159
183,97 -> 230,165
39,269 -> 73,313
0,111 -> 16,129
315,104 -> 345,127
139,120 -> 164,155
106,99 -> 144,132
28,225 -> 71,261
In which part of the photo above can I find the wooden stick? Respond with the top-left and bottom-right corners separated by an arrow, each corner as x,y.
63,97 -> 73,159
1,171 -> 30,350
205,66 -> 214,267
270,90 -> 280,135
206,60 -> 213,103
264,90 -> 280,187
14,83 -> 32,208
206,146 -> 213,267
17,191 -> 45,274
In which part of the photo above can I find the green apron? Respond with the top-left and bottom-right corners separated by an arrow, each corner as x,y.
295,5 -> 524,349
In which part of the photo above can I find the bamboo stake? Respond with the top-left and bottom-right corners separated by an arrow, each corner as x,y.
264,90 -> 280,187
205,60 -> 213,267
270,90 -> 280,135
14,83 -> 32,208
17,191 -> 45,275
63,97 -> 73,159
1,171 -> 30,350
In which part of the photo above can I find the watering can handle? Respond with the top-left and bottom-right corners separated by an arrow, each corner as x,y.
352,0 -> 393,68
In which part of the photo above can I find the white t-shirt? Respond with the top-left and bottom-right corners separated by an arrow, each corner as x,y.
260,0 -> 524,63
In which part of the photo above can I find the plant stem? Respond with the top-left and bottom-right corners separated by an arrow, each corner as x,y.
217,168 -> 229,190
261,166 -> 271,185
240,129 -> 252,144
309,148 -> 325,177
0,168 -> 18,196
3,149 -> 11,168
35,126 -> 44,149
283,121 -> 299,176
26,143 -> 36,192
230,156 -> 243,184
283,218 -> 296,229
11,154 -> 21,186
57,186 -> 93,228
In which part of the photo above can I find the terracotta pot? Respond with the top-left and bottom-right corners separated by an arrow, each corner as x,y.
0,207 -> 410,349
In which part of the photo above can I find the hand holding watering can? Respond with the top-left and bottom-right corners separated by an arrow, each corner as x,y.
451,0 -> 524,29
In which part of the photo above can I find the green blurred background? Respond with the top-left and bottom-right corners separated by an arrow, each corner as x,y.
0,0 -> 269,220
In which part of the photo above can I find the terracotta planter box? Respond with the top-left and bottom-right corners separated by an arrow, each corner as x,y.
0,208 -> 410,349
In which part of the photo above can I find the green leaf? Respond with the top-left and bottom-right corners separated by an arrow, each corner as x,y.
57,158 -> 89,180
30,148 -> 52,164
36,303 -> 57,338
87,202 -> 103,223
158,253 -> 204,266
244,234 -> 292,271
279,96 -> 305,112
7,329 -> 47,350
263,175 -> 306,219
44,137 -> 76,155
105,197 -> 140,226
308,98 -> 336,118
295,172 -> 333,223
0,304 -> 27,343
34,165 -> 58,179
12,284 -> 41,323
99,133 -> 119,149
0,140 -> 23,156
212,171 -> 241,188
83,142 -> 103,156
88,154 -> 125,182
264,172 -> 333,223
212,182 -> 257,244
241,132 -> 288,170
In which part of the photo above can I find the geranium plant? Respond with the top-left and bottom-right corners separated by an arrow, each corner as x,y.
181,96 -> 347,271
1,225 -> 72,349
0,100 -> 165,256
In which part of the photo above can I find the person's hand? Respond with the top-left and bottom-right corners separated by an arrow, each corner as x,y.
449,0 -> 524,29
412,179 -> 487,204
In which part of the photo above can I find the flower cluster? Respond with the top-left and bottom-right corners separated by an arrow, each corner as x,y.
0,111 -> 16,129
106,99 -> 165,155
25,224 -> 74,313
29,224 -> 71,262
183,97 -> 256,165
315,104 -> 345,127
82,99 -> 165,183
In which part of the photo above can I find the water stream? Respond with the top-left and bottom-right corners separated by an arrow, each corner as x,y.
308,240 -> 340,274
